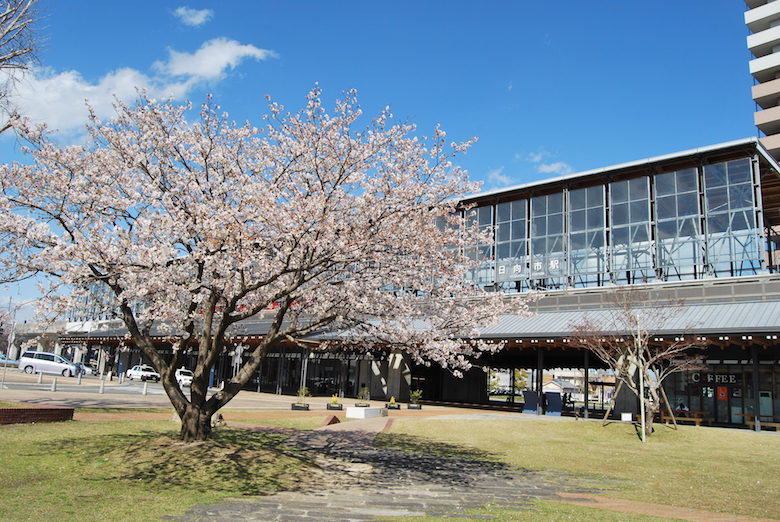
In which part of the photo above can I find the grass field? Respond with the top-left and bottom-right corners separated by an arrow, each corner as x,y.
0,417 -> 314,521
2,406 -> 778,520
379,417 -> 780,519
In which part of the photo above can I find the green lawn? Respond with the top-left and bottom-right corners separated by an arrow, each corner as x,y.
0,419 -> 313,521
2,412 -> 777,520
379,418 -> 780,519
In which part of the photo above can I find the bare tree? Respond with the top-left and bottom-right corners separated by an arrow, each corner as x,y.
0,0 -> 37,132
570,289 -> 704,441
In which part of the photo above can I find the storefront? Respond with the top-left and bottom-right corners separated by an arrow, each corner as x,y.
665,357 -> 779,426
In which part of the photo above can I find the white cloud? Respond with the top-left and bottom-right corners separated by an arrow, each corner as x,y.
156,38 -> 276,80
4,38 -> 276,138
486,166 -> 513,187
173,6 -> 213,27
523,150 -> 574,176
537,161 -> 574,175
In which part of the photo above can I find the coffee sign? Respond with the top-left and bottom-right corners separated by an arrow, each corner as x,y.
690,373 -> 742,385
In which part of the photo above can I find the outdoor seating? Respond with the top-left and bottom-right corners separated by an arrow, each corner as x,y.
661,410 -> 713,427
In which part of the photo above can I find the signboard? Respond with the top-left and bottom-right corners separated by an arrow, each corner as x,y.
529,254 -> 565,278
496,258 -> 526,282
717,386 -> 728,401
690,373 -> 742,385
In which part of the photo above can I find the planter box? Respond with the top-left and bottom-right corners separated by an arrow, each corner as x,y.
354,402 -> 371,407
291,403 -> 310,411
386,403 -> 401,410
326,403 -> 343,410
346,406 -> 388,419
0,406 -> 74,425
407,404 -> 422,410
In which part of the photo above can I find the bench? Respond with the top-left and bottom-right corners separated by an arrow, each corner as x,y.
661,410 -> 713,427
746,420 -> 780,431
741,414 -> 780,431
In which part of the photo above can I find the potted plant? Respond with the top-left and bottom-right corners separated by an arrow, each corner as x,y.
291,386 -> 310,411
408,389 -> 423,409
355,386 -> 371,407
386,395 -> 400,410
326,394 -> 343,410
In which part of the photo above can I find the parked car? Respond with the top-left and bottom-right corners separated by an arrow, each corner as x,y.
17,351 -> 80,377
125,364 -> 160,382
175,368 -> 193,387
75,362 -> 96,375
0,353 -> 17,365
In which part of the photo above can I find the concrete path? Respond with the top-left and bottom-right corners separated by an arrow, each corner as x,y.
172,416 -> 771,521
173,416 -> 605,521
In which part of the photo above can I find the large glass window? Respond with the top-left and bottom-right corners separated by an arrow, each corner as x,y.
655,168 -> 701,280
610,177 -> 654,284
495,200 -> 527,283
568,185 -> 605,287
703,158 -> 762,276
530,192 -> 565,288
465,205 -> 495,285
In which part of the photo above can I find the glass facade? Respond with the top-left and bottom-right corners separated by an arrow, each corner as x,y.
468,157 -> 766,290
569,185 -> 605,287
465,205 -> 494,286
665,362 -> 779,426
703,158 -> 763,277
655,168 -> 701,280
530,193 -> 565,288
495,200 -> 527,286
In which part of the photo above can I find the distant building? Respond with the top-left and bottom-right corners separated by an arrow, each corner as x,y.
747,0 -> 780,159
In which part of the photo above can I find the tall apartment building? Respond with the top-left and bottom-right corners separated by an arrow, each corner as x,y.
747,0 -> 780,159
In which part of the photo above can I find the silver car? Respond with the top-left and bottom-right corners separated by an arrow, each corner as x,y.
18,351 -> 80,377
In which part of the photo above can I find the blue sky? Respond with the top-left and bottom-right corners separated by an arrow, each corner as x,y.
0,1 -> 758,318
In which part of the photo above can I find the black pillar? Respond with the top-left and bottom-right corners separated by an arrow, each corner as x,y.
275,347 -> 285,395
752,344 -> 761,432
583,350 -> 590,419
510,366 -> 515,404
536,348 -> 544,415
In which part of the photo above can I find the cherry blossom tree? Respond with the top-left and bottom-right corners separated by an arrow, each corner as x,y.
570,289 -> 704,441
0,88 -> 532,440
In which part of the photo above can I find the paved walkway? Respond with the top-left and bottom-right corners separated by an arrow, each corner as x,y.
172,417 -> 606,521
171,417 -> 771,521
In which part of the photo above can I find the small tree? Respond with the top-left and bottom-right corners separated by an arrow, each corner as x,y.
487,368 -> 501,394
513,368 -> 528,390
0,88 -> 533,441
570,289 -> 703,441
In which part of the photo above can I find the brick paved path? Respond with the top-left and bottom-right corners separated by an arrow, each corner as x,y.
170,418 -> 606,521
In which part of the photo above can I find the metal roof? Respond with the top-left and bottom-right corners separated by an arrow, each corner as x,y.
464,137 -> 774,202
478,300 -> 780,339
60,298 -> 780,343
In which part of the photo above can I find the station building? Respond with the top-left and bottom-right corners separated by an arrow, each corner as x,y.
56,137 -> 780,428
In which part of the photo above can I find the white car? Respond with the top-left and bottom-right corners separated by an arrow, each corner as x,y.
175,368 -> 193,387
75,362 -> 96,375
125,364 -> 160,382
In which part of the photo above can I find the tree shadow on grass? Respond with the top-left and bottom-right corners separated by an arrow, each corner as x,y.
374,432 -> 500,463
280,428 -> 520,490
44,427 -> 315,495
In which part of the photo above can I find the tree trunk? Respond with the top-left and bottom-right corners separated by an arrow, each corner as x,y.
179,406 -> 213,441
643,401 -> 657,438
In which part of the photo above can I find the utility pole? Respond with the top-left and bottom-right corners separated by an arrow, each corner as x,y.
1,296 -> 16,390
